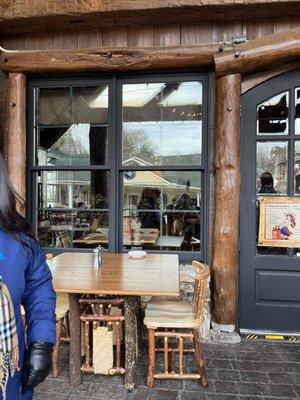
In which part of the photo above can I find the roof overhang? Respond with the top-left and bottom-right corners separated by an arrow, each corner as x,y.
1,1 -> 300,36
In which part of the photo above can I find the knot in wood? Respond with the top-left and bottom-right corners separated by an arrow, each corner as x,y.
107,52 -> 112,58
227,106 -> 232,111
10,101 -> 16,107
234,51 -> 240,58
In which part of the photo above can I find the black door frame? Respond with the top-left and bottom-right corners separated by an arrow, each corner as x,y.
239,69 -> 300,333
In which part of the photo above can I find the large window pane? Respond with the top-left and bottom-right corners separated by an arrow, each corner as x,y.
123,171 -> 201,252
295,141 -> 300,194
257,92 -> 289,135
37,124 -> 108,166
257,142 -> 288,194
37,85 -> 109,166
122,82 -> 202,166
36,171 -> 109,249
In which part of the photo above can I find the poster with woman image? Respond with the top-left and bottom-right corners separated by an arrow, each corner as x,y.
258,197 -> 300,247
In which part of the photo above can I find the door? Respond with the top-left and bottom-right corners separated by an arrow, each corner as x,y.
240,69 -> 300,333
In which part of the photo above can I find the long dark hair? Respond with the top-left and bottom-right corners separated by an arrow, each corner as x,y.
0,152 -> 33,243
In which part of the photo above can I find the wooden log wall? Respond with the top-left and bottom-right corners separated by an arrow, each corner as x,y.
2,17 -> 300,51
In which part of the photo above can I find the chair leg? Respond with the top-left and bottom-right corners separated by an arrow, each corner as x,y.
64,312 -> 70,341
147,329 -> 156,388
192,329 -> 208,387
52,318 -> 63,378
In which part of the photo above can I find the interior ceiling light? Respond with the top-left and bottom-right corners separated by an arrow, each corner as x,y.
90,83 -> 165,108
160,82 -> 202,107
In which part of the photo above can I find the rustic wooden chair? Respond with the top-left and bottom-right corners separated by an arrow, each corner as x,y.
44,253 -> 70,378
21,253 -> 70,378
144,262 -> 210,387
79,297 -> 125,376
52,292 -> 70,377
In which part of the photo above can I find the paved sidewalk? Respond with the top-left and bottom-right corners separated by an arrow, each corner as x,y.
35,339 -> 300,400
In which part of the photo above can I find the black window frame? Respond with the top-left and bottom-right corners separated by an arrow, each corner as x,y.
27,71 -> 210,262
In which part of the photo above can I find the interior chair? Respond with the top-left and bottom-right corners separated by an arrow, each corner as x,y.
21,253 -> 70,378
52,292 -> 70,377
79,297 -> 125,376
45,253 -> 70,378
144,262 -> 210,387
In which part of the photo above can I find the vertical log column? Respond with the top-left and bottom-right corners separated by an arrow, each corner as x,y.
7,73 -> 26,214
212,74 -> 241,325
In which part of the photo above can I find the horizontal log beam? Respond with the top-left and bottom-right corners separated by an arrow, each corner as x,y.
0,45 -> 221,74
214,28 -> 300,77
1,1 -> 300,35
2,0 -> 297,20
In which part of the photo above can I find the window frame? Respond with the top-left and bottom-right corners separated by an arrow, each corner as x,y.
27,72 -> 209,262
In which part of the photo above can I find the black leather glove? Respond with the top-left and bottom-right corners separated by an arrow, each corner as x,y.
21,341 -> 53,393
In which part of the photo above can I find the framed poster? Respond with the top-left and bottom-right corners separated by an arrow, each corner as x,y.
258,196 -> 300,247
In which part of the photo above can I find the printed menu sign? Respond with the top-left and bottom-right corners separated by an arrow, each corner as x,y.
258,197 -> 300,247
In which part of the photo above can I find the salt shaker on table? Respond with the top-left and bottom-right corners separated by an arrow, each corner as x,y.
93,245 -> 103,269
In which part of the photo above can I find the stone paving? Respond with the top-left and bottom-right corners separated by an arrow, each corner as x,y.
35,338 -> 300,400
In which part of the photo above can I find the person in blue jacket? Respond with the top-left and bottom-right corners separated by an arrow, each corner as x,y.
0,152 -> 56,399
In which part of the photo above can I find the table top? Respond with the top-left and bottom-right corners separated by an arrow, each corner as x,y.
48,252 -> 180,297
73,231 -> 159,246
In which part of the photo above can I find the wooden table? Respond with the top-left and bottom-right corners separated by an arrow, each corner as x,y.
73,231 -> 159,246
48,252 -> 180,390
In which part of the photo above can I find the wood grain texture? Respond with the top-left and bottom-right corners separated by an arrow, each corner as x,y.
214,27 -> 300,77
128,26 -> 154,47
102,27 -> 128,47
212,74 -> 241,325
48,252 -> 180,297
0,71 -> 8,154
7,73 -> 26,211
154,24 -> 181,47
69,293 -> 82,386
2,1 -> 300,36
124,297 -> 139,390
180,22 -> 213,45
77,29 -> 103,49
0,45 -> 219,73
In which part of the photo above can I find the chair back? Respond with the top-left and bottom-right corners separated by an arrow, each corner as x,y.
191,261 -> 210,323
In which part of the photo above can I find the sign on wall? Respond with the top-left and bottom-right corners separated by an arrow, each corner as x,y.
258,196 -> 300,247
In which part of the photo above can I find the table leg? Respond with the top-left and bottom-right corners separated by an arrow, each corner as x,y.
69,293 -> 82,386
124,296 -> 139,390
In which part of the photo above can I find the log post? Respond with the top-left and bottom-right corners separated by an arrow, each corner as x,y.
212,74 -> 241,325
7,72 -> 26,214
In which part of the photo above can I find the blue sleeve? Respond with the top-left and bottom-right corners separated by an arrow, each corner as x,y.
22,241 -> 56,345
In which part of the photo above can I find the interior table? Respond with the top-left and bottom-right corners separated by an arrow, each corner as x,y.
48,252 -> 180,390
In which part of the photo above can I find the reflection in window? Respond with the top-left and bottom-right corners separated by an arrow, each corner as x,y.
36,86 -> 108,166
37,124 -> 107,166
39,88 -> 71,125
36,171 -> 109,249
257,92 -> 289,135
295,141 -> 300,194
256,142 -> 288,194
122,81 -> 202,166
123,171 -> 201,252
